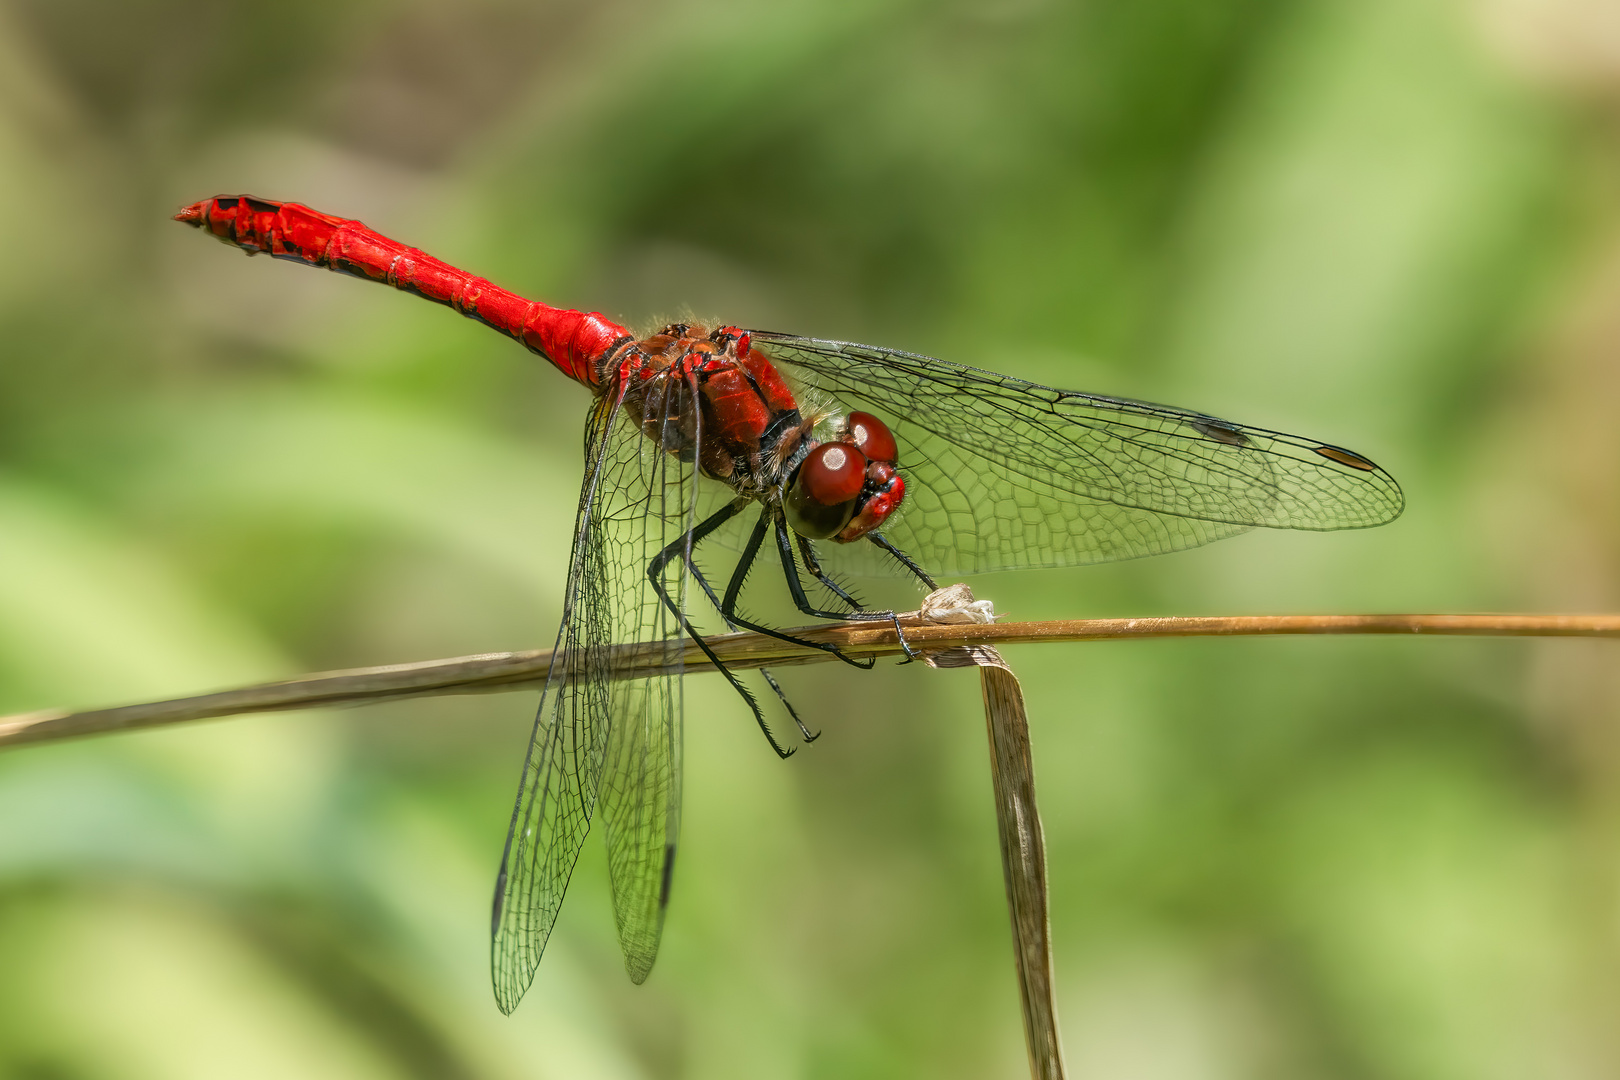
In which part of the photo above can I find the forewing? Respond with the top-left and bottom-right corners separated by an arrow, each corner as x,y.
752,333 -> 1404,575
490,383 -> 695,1010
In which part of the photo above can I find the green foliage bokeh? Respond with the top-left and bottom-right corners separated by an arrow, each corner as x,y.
1,1 -> 1615,1077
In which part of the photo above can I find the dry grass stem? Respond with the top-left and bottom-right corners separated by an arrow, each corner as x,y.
930,643 -> 1065,1078
2,611 -> 1617,750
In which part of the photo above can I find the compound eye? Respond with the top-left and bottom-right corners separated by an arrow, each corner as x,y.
800,443 -> 866,504
785,443 -> 868,539
847,411 -> 897,463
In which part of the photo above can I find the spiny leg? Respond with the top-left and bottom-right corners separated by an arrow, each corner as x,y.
795,532 -> 865,611
684,551 -> 818,744
866,531 -> 944,662
795,530 -> 921,662
867,531 -> 939,591
716,508 -> 875,671
774,516 -> 923,662
647,499 -> 793,759
757,670 -> 816,743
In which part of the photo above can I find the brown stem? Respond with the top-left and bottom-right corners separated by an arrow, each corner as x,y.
2,612 -> 1617,750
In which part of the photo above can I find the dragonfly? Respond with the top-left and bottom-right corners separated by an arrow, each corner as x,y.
176,195 -> 1404,1012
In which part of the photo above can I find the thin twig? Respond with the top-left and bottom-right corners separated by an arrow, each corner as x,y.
2,612 -> 1616,750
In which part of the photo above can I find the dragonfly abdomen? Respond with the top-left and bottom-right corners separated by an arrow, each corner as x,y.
174,195 -> 629,387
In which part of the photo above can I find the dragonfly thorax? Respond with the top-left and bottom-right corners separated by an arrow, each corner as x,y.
622,323 -> 809,490
623,323 -> 906,543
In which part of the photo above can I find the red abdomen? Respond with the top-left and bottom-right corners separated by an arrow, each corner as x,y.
175,195 -> 630,387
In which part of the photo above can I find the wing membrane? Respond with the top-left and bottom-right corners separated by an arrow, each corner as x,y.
752,333 -> 1404,575
595,375 -> 701,985
491,377 -> 698,1011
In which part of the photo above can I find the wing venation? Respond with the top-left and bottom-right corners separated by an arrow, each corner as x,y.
491,378 -> 698,1010
752,333 -> 1403,575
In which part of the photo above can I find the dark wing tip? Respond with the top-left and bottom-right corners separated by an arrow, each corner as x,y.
1310,443 -> 1405,526
490,865 -> 509,937
1313,443 -> 1378,471
658,843 -> 677,907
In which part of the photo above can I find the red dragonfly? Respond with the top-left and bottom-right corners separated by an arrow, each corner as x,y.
177,195 -> 1403,1012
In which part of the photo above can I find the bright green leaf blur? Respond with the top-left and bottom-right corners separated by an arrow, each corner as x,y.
1,0 -> 1614,1077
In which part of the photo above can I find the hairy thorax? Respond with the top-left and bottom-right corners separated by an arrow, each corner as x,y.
619,323 -> 814,499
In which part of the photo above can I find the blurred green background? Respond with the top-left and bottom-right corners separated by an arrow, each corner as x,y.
1,0 -> 1617,1076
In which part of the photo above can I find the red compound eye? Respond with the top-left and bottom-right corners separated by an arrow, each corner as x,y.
847,411 -> 897,463
799,443 -> 866,504
785,443 -> 868,539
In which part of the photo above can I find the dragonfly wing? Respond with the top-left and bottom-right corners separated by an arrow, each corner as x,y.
753,333 -> 1404,575
491,381 -> 697,1008
598,655 -> 683,983
595,376 -> 702,984
490,397 -> 621,1013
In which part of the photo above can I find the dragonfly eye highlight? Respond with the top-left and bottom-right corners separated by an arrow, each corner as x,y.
846,411 -> 897,463
785,443 -> 867,538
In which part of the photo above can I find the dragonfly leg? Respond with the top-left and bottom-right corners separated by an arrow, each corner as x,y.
758,669 -> 817,743
647,499 -> 794,759
782,520 -> 921,662
795,532 -> 865,611
684,547 -> 818,744
866,531 -> 939,591
715,509 -> 876,671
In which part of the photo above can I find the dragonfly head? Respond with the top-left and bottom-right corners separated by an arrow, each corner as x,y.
784,411 -> 905,542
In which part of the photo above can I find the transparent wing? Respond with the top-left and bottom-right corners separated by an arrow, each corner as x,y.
594,377 -> 703,985
751,333 -> 1405,576
491,378 -> 698,1010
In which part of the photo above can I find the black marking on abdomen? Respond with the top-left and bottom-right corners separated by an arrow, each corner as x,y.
329,259 -> 384,283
